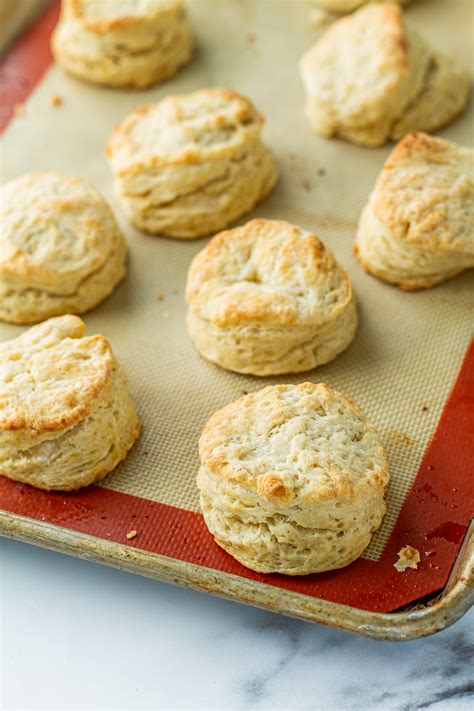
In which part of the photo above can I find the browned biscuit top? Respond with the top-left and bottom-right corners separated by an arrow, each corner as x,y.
0,316 -> 113,434
372,132 -> 474,253
186,219 -> 352,329
199,382 -> 388,504
105,88 -> 265,173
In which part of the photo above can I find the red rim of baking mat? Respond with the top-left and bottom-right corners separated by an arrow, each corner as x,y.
0,0 -> 473,613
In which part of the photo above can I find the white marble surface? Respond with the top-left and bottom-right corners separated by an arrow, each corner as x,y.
0,537 -> 472,711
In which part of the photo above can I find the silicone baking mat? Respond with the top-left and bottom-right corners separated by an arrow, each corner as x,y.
0,0 -> 473,615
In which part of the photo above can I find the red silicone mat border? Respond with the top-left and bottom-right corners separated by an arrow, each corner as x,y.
0,0 -> 60,132
0,0 -> 473,613
1,339 -> 473,612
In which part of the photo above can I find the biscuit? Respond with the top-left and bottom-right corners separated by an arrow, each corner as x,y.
317,0 -> 413,13
0,316 -> 141,491
52,0 -> 193,88
0,172 -> 127,325
105,89 -> 277,239
185,219 -> 357,376
355,132 -> 474,290
300,4 -> 470,147
390,52 -> 471,141
198,383 -> 389,575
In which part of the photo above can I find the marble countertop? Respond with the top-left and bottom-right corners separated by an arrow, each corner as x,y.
0,537 -> 472,710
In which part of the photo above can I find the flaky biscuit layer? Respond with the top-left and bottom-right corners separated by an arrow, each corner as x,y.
198,383 -> 388,575
52,0 -> 192,88
0,316 -> 140,490
106,89 -> 277,238
186,219 -> 357,375
355,132 -> 474,289
0,172 -> 127,324
300,4 -> 470,147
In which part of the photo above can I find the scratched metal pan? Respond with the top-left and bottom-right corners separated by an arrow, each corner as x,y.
1,514 -> 473,641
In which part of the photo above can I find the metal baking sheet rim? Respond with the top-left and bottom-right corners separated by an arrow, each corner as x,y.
1,512 -> 472,641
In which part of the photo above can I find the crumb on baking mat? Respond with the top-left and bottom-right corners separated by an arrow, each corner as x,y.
126,530 -> 138,540
394,545 -> 421,572
245,32 -> 260,56
50,94 -> 63,107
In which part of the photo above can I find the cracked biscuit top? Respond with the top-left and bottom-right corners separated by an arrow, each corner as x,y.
0,316 -> 113,435
371,132 -> 474,255
105,88 -> 265,174
0,172 -> 121,295
199,382 -> 389,504
186,219 -> 352,329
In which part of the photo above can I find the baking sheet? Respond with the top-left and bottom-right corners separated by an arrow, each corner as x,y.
0,0 -> 473,620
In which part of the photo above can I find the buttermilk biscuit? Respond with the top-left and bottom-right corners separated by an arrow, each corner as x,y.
355,133 -> 474,290
198,383 -> 389,575
390,52 -> 472,142
300,4 -> 470,147
185,219 -> 357,376
105,89 -> 277,239
317,0 -> 413,13
0,172 -> 126,325
51,0 -> 192,88
0,316 -> 141,491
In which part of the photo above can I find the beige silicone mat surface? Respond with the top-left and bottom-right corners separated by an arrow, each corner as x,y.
1,0 -> 473,562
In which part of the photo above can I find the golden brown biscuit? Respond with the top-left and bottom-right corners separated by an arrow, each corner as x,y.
198,383 -> 389,575
105,89 -> 277,238
0,172 -> 126,325
0,316 -> 141,491
300,5 -> 470,147
355,132 -> 474,289
185,219 -> 357,376
52,0 -> 193,88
